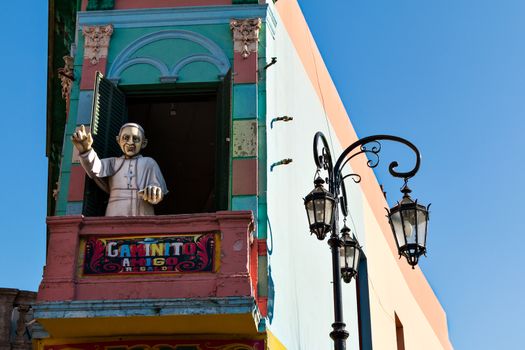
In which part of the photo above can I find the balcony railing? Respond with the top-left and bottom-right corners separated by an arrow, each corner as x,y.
35,211 -> 260,338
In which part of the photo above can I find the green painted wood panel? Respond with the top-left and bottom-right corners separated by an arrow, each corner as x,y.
233,84 -> 257,119
232,195 -> 258,216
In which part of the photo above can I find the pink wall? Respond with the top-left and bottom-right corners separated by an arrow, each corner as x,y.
38,212 -> 257,302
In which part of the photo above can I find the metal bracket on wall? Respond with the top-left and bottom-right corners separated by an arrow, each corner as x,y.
270,116 -> 293,129
270,158 -> 293,172
264,57 -> 277,70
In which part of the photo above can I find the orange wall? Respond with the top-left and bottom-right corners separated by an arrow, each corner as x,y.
274,1 -> 452,349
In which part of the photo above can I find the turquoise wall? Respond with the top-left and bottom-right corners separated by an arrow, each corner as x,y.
55,6 -> 271,333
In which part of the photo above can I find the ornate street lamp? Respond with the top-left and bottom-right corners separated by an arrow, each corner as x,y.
340,226 -> 361,283
304,177 -> 336,240
303,131 -> 428,350
387,184 -> 430,268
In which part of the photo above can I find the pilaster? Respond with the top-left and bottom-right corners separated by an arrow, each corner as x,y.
80,24 -> 113,89
230,18 -> 261,212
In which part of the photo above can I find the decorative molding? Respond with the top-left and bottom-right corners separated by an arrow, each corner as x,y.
57,56 -> 74,103
230,18 -> 262,58
78,5 -> 271,29
82,24 -> 113,65
107,30 -> 230,83
34,296 -> 258,319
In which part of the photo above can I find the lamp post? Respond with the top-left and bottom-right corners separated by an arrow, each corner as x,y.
303,132 -> 430,350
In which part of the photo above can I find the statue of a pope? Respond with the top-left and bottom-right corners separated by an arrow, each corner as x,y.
72,123 -> 167,216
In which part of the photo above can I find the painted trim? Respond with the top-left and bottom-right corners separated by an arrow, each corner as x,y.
256,78 -> 267,239
34,296 -> 258,319
113,57 -> 170,78
107,30 -> 231,82
170,53 -> 229,76
114,0 -> 232,9
78,5 -> 271,28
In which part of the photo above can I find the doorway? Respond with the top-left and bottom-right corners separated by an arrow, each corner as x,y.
82,73 -> 232,216
127,92 -> 221,214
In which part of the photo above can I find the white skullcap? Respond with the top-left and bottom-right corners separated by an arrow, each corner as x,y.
118,123 -> 145,138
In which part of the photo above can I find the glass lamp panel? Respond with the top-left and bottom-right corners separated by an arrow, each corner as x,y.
353,245 -> 361,269
306,200 -> 316,226
401,208 -> 417,245
416,208 -> 428,246
339,247 -> 348,268
314,198 -> 327,224
390,211 -> 406,246
324,198 -> 334,226
347,245 -> 357,269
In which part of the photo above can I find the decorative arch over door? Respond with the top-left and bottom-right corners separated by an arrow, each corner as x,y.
107,29 -> 231,84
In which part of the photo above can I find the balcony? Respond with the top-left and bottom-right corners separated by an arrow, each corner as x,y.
34,211 -> 260,338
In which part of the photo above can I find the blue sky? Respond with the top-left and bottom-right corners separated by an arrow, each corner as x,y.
0,1 -> 522,349
299,0 -> 525,349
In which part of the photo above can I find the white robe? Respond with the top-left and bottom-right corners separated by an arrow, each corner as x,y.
79,149 -> 168,216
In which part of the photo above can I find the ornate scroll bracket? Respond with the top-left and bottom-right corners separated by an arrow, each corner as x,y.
313,132 -> 421,218
230,18 -> 262,58
82,24 -> 113,65
58,55 -> 74,103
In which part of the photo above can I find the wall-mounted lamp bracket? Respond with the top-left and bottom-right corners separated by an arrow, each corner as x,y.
264,57 -> 278,70
270,158 -> 293,172
270,116 -> 293,129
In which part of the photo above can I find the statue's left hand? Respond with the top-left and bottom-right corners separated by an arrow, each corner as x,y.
140,186 -> 163,204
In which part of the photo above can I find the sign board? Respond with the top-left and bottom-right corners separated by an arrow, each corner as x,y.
82,233 -> 217,275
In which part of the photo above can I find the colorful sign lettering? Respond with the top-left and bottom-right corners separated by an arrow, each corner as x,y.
82,233 -> 217,275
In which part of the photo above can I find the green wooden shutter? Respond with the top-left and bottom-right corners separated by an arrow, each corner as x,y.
215,70 -> 232,210
83,72 -> 127,216
91,72 -> 127,158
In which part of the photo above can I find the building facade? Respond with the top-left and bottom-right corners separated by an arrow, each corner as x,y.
36,0 -> 453,349
0,288 -> 36,350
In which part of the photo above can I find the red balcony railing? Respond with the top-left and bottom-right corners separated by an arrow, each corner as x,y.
38,211 -> 257,303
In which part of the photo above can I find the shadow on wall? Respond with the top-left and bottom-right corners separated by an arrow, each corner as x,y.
267,218 -> 275,323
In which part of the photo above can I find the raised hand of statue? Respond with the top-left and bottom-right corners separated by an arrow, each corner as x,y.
71,125 -> 93,154
139,185 -> 163,205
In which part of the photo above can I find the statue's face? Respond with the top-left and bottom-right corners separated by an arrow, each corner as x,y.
118,126 -> 145,158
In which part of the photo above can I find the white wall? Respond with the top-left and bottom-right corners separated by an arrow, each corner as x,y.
264,9 -> 361,349
263,3 -> 451,350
